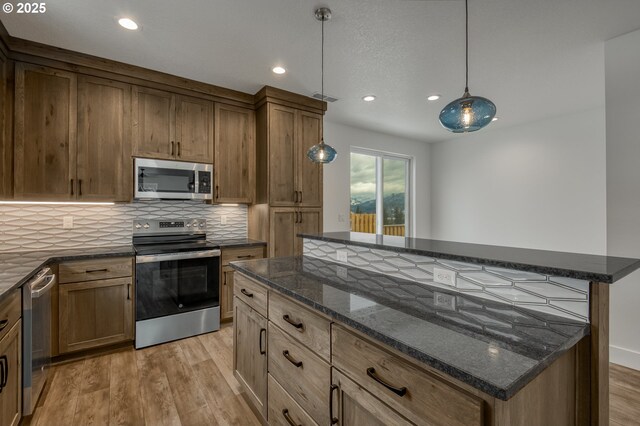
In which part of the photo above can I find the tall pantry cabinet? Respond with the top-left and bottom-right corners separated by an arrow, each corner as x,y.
249,87 -> 325,258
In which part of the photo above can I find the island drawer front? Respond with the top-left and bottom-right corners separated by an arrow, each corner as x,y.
268,373 -> 319,426
331,324 -> 484,426
234,274 -> 268,317
268,323 -> 330,425
0,289 -> 20,342
59,257 -> 132,283
269,291 -> 331,361
222,247 -> 265,266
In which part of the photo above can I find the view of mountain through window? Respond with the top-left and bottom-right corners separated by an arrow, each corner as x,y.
350,151 -> 410,236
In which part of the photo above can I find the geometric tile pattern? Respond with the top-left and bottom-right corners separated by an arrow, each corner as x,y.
303,238 -> 590,322
0,200 -> 247,252
300,256 -> 588,360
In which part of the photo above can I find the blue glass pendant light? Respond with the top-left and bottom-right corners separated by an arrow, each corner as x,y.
439,0 -> 496,133
307,7 -> 337,164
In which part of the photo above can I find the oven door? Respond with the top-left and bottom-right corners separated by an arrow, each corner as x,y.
135,249 -> 220,321
134,158 -> 213,200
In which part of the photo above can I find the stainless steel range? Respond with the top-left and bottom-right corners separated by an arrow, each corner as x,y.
133,218 -> 220,349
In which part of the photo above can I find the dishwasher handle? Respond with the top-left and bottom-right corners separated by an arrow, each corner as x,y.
31,274 -> 56,299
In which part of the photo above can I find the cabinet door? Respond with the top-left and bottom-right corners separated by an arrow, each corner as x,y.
270,208 -> 297,258
221,266 -> 235,321
233,297 -> 267,420
0,320 -> 21,426
59,277 -> 134,354
132,86 -> 175,160
0,53 -> 10,199
332,368 -> 412,426
14,63 -> 77,200
295,208 -> 323,256
269,104 -> 297,206
296,111 -> 323,207
175,95 -> 214,163
214,104 -> 255,203
77,76 -> 132,202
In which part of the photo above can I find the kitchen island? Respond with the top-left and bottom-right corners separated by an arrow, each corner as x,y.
230,232 -> 640,426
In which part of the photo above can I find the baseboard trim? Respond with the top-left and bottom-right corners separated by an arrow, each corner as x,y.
610,345 -> 640,371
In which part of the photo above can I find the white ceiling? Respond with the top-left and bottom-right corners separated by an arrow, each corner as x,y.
2,0 -> 640,142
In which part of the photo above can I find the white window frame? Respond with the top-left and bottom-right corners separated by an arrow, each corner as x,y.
350,147 -> 413,237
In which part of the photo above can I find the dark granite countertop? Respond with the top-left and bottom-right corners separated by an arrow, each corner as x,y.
230,255 -> 589,400
214,238 -> 267,249
300,232 -> 640,283
0,245 -> 135,301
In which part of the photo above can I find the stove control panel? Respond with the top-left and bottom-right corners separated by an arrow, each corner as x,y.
132,218 -> 206,235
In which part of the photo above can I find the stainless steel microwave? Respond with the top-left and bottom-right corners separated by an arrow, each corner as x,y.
134,158 -> 213,200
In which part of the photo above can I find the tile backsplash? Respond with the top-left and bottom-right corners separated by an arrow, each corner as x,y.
0,200 -> 247,251
303,238 -> 590,322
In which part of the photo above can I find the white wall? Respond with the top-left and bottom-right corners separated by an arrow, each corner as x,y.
606,28 -> 640,370
322,121 -> 431,238
430,108 -> 607,255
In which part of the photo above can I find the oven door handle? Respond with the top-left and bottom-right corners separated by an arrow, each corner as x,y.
136,249 -> 221,264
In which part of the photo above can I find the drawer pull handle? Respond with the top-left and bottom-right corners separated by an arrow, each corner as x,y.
366,367 -> 407,397
240,288 -> 254,298
259,328 -> 266,355
330,384 -> 339,424
237,255 -> 254,259
0,355 -> 7,392
282,314 -> 304,331
0,319 -> 8,332
282,409 -> 301,426
282,350 -> 303,368
86,268 -> 108,273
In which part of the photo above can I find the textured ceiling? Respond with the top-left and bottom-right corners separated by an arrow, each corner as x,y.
2,0 -> 640,142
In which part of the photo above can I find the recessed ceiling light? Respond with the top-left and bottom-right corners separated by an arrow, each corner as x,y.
492,116 -> 499,122
272,66 -> 286,75
427,94 -> 441,101
362,95 -> 376,102
118,18 -> 139,30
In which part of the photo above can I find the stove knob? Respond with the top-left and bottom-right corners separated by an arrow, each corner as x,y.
135,223 -> 142,229
143,223 -> 150,229
186,223 -> 191,227
199,223 -> 205,228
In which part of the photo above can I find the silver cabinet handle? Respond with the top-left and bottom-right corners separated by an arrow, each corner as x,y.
31,274 -> 56,299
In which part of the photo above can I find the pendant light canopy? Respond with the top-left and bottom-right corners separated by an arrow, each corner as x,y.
439,0 -> 496,133
307,7 -> 337,164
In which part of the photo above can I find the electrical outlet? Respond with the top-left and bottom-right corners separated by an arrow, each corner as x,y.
336,250 -> 348,263
336,265 -> 348,279
62,216 -> 74,229
434,292 -> 456,310
220,215 -> 227,225
433,267 -> 456,287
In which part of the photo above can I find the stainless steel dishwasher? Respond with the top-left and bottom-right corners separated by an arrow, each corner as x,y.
22,267 -> 56,416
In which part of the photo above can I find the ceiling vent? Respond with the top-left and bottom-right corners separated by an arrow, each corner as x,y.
312,92 -> 339,103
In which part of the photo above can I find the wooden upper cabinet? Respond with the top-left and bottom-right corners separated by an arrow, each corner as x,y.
175,95 -> 213,163
296,111 -> 323,207
214,104 -> 255,203
132,86 -> 175,160
268,104 -> 297,206
77,76 -> 132,202
269,208 -> 321,258
14,63 -> 77,200
0,53 -> 10,199
133,86 -> 214,163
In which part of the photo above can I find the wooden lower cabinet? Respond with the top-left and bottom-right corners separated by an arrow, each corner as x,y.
269,208 -> 322,258
331,368 -> 411,426
0,320 -> 21,426
221,266 -> 235,321
233,297 -> 268,420
58,276 -> 134,354
268,374 -> 318,426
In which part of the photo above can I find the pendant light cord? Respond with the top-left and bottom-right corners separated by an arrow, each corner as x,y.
321,16 -> 325,102
465,0 -> 469,94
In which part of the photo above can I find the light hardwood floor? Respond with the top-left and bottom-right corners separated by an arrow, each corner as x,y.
24,324 -> 261,426
24,326 -> 640,426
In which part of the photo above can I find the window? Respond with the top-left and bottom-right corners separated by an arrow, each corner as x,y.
350,149 -> 411,236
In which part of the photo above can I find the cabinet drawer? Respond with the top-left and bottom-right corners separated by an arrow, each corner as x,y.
331,325 -> 484,426
222,246 -> 264,266
0,290 -> 20,343
59,257 -> 132,283
269,291 -> 330,361
268,324 -> 330,425
268,374 -> 318,426
234,273 -> 268,317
